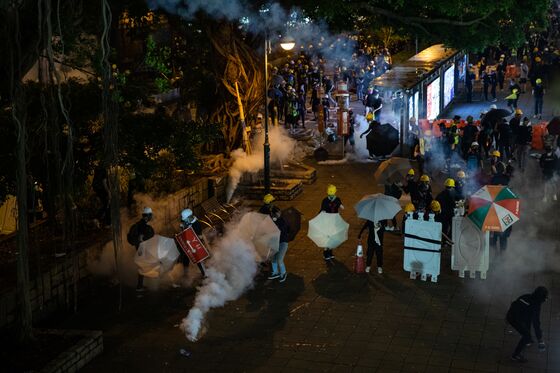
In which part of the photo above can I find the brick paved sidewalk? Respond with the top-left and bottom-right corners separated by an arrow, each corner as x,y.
44,155 -> 560,373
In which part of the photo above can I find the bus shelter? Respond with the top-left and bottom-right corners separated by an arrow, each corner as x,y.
372,44 -> 467,155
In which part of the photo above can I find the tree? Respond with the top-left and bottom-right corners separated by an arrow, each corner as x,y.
289,0 -> 552,51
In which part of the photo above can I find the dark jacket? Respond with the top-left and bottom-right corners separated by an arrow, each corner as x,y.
507,293 -> 544,340
540,152 -> 558,177
491,173 -> 510,186
436,188 -> 456,219
515,125 -> 532,145
273,216 -> 290,243
320,197 -> 342,213
180,220 -> 203,236
403,179 -> 418,196
359,220 -> 385,246
384,183 -> 402,200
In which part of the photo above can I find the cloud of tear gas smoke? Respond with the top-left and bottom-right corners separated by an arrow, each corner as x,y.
87,193 -> 201,289
180,212 -> 263,341
147,0 -> 356,64
464,160 -> 560,302
227,125 -> 296,201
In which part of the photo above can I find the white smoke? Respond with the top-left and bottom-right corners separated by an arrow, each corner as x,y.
180,213 -> 264,341
87,193 -> 201,289
227,125 -> 296,201
147,0 -> 356,63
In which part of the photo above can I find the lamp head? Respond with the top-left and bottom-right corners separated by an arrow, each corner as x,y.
280,36 -> 295,51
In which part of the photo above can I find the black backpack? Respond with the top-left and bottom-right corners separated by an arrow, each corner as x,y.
127,222 -> 141,247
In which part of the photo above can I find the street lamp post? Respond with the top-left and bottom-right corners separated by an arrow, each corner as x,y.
263,34 -> 294,195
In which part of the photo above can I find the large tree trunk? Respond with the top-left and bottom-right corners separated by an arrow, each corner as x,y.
207,24 -> 264,154
8,4 -> 34,343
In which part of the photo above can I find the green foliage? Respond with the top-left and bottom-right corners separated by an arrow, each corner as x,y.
292,0 -> 552,51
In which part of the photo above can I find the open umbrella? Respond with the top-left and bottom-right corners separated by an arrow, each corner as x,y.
467,185 -> 520,232
547,117 -> 560,136
354,194 -> 401,222
373,157 -> 414,184
307,212 -> 349,249
282,207 -> 301,242
482,108 -> 511,129
366,123 -> 399,156
134,235 -> 180,278
238,212 -> 280,260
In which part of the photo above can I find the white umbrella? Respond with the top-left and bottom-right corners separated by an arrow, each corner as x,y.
354,193 -> 401,222
307,212 -> 349,249
238,212 -> 280,261
134,235 -> 180,278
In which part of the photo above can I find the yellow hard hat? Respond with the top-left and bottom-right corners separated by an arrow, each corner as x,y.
456,170 -> 466,179
404,203 -> 416,213
430,200 -> 441,213
515,108 -> 523,115
536,78 -> 542,84
366,112 -> 374,121
407,169 -> 415,176
492,150 -> 501,157
444,178 -> 455,188
419,174 -> 430,182
327,184 -> 337,196
263,194 -> 275,204
535,57 -> 542,63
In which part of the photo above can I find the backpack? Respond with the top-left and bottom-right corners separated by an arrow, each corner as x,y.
127,222 -> 141,247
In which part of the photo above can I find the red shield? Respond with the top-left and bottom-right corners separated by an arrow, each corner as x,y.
175,227 -> 210,264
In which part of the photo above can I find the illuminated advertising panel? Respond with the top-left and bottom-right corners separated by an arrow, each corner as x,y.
426,77 -> 440,120
414,91 -> 419,119
443,64 -> 455,107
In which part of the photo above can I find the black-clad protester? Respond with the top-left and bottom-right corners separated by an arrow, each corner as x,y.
507,286 -> 548,363
436,178 -> 456,239
515,117 -> 533,172
127,207 -> 155,291
358,219 -> 386,274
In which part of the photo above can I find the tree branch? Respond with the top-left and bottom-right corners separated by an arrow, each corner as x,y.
358,4 -> 492,27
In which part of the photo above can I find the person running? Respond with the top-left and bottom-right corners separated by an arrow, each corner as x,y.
360,119 -> 380,160
320,184 -> 344,261
127,207 -> 155,292
358,219 -> 386,274
267,207 -> 290,283
507,286 -> 548,363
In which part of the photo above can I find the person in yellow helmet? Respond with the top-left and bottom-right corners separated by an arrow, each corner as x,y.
490,150 -> 501,175
413,174 -> 433,211
320,184 -> 344,260
455,170 -> 466,200
436,178 -> 456,238
403,169 -> 418,198
401,203 -> 418,234
509,108 -> 523,158
259,193 -> 276,214
532,78 -> 545,120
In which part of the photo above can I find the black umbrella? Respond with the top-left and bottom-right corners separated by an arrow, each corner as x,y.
547,117 -> 560,136
366,123 -> 399,156
482,108 -> 511,129
282,207 -> 301,242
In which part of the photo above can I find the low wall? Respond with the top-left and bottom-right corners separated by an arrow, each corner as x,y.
0,250 -> 89,330
0,176 -> 226,330
39,329 -> 103,373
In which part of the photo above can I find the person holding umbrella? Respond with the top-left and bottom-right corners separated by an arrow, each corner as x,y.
267,207 -> 290,283
507,286 -> 548,363
360,119 -> 380,160
320,184 -> 344,260
259,194 -> 276,215
358,219 -> 386,274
